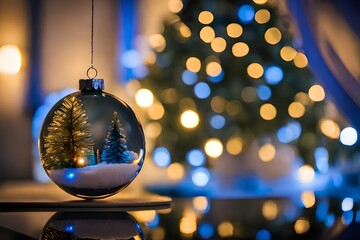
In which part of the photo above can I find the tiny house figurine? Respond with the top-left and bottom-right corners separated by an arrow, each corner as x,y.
39,79 -> 145,199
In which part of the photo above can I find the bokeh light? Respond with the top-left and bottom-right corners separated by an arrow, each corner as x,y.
293,52 -> 308,68
182,70 -> 198,85
242,87 -> 257,103
277,121 -> 302,143
186,57 -> 201,72
226,23 -> 243,38
198,11 -> 214,24
288,102 -> 305,118
301,191 -> 316,208
168,0 -> 183,13
210,115 -> 226,129
264,66 -> 283,85
211,37 -> 227,53
179,216 -> 197,235
122,50 -> 142,68
211,96 -> 227,113
181,110 -> 200,129
153,147 -> 171,167
264,27 -> 282,45
205,138 -> 223,158
262,200 -> 278,220
280,46 -> 297,61
342,198 -> 354,211
148,102 -> 165,120
199,223 -> 214,239
193,196 -> 210,213
192,167 -> 210,187
258,143 -> 276,162
257,85 -> 272,100
206,62 -> 222,77
161,88 -> 179,104
315,147 -> 329,173
167,162 -> 185,181
135,88 -> 154,107
253,0 -> 268,4
256,229 -> 271,240
149,34 -> 166,52
298,165 -> 315,184
260,103 -> 277,120
295,92 -> 311,106
294,218 -> 310,234
179,23 -> 192,38
340,127 -> 358,146
226,100 -> 242,116
238,5 -> 255,23
308,84 -> 325,102
255,9 -> 270,24
232,42 -> 249,57
0,45 -> 21,74
320,119 -> 340,139
145,122 -> 162,139
200,26 -> 215,43
247,63 -> 264,79
217,221 -> 234,238
186,149 -> 206,166
226,137 -> 243,155
194,82 -> 211,99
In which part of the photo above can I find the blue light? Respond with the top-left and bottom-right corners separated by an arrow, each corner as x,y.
66,171 -> 76,181
315,147 -> 329,174
192,167 -> 210,187
65,225 -> 74,233
121,49 -> 142,68
325,214 -> 335,227
257,85 -> 272,100
356,210 -> 360,222
264,66 -> 283,85
342,198 -> 354,212
182,70 -> 198,85
316,200 -> 329,222
208,70 -> 224,83
238,5 -> 255,24
277,121 -> 302,143
256,229 -> 271,240
186,149 -> 206,166
210,115 -> 226,129
342,211 -> 354,225
199,223 -> 214,239
194,82 -> 211,99
145,213 -> 159,229
133,65 -> 148,78
153,147 -> 171,167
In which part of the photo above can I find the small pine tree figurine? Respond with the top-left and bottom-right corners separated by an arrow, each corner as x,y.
101,112 -> 131,164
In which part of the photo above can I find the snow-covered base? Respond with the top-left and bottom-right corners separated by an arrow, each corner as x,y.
49,162 -> 139,189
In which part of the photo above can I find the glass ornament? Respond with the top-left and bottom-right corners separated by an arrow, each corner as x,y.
39,79 -> 145,199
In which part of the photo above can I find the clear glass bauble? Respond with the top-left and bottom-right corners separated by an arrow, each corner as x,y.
39,79 -> 145,199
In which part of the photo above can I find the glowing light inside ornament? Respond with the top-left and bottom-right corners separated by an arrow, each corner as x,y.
264,27 -> 282,45
226,137 -> 243,155
218,222 -> 234,238
340,127 -> 358,146
210,115 -> 225,129
298,165 -> 315,184
205,138 -> 223,158
186,57 -> 201,72
186,149 -> 206,166
294,218 -> 310,234
181,110 -> 200,129
264,66 -> 283,85
182,70 -> 198,85
293,52 -> 308,68
198,11 -> 214,24
308,84 -> 325,102
256,229 -> 271,240
153,147 -> 171,167
200,26 -> 215,43
194,82 -> 211,99
211,37 -> 227,53
167,162 -> 185,181
135,88 -> 154,107
232,42 -> 249,57
258,143 -> 276,162
255,9 -> 270,24
301,191 -> 316,208
0,45 -> 21,74
226,23 -> 243,38
277,121 -> 302,143
238,5 -> 255,23
320,119 -> 340,139
342,198 -> 354,211
149,34 -> 166,52
288,102 -> 305,118
315,147 -> 329,173
247,63 -> 264,79
168,0 -> 183,13
192,167 -> 210,187
262,200 -> 278,220
260,103 -> 277,120
193,196 -> 210,213
257,85 -> 272,100
199,223 -> 214,239
280,46 -> 297,61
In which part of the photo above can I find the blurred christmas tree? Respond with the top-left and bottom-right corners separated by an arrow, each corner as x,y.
135,0 -> 359,172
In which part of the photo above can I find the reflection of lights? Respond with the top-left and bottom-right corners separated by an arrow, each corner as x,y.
186,57 -> 201,72
218,221 -> 234,237
257,85 -> 272,100
205,138 -> 223,158
226,100 -> 242,116
264,28 -> 282,45
148,102 -> 165,120
200,26 -> 215,43
66,172 -> 75,180
192,168 -> 210,187
206,62 -> 222,77
264,66 -> 283,85
193,196 -> 209,213
232,42 -> 249,57
179,23 -> 191,38
256,229 -> 271,240
182,70 -> 198,85
342,198 -> 354,211
294,218 -> 310,234
298,165 -> 315,184
135,88 -> 154,107
288,102 -> 305,118
210,115 -> 226,129
262,200 -> 278,220
238,5 -> 255,24
168,0 -> 183,13
242,87 -> 257,103
301,191 -> 316,208
340,127 -> 358,146
198,11 -> 214,24
226,23 -> 243,38
211,96 -> 227,113
65,225 -> 74,233
186,149 -> 206,166
153,147 -> 171,167
194,82 -> 211,99
258,143 -> 276,162
315,147 -> 329,173
167,162 -> 185,181
308,85 -> 325,102
181,110 -> 200,129
226,137 -> 243,155
149,34 -> 166,52
145,122 -> 162,139
0,45 -> 21,74
320,119 -> 340,139
199,222 -> 214,239
260,103 -> 277,120
211,37 -> 227,53
247,63 -> 264,79
179,216 -> 197,235
293,52 -> 308,68
255,9 -> 270,24
280,46 -> 297,61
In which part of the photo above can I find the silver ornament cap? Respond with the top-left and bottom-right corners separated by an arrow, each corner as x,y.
79,79 -> 104,91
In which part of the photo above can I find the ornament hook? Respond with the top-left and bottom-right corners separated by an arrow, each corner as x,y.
87,66 -> 98,79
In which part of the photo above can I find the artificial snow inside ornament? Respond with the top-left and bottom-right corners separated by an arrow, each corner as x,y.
39,79 -> 145,199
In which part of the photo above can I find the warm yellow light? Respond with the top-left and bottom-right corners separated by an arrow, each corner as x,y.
0,45 -> 21,74
145,122 -> 162,139
151,227 -> 165,240
293,52 -> 308,68
320,119 -> 340,139
133,210 -> 156,223
161,88 -> 179,104
148,102 -> 165,120
295,92 -> 310,106
226,23 -> 243,38
258,143 -> 276,162
288,102 -> 305,118
206,62 -> 222,77
294,218 -> 310,234
126,79 -> 142,95
253,0 -> 268,4
280,46 -> 297,61
218,221 -> 234,238
226,137 -> 243,155
168,0 -> 183,13
260,103 -> 277,120
262,200 -> 278,220
179,23 -> 191,38
264,27 -> 282,45
192,196 -> 209,212
247,63 -> 264,79
144,51 -> 157,66
232,42 -> 249,57
167,162 -> 185,181
255,9 -> 270,24
186,57 -> 201,72
308,84 -> 325,102
200,26 -> 215,43
301,191 -> 316,208
179,216 -> 197,235
205,138 -> 223,158
211,37 -> 227,53
76,158 -> 86,167
179,98 -> 196,109
135,88 -> 154,108
211,96 -> 227,113
180,110 -> 200,129
226,100 -> 242,116
149,34 -> 166,52
298,165 -> 315,184
198,11 -> 214,24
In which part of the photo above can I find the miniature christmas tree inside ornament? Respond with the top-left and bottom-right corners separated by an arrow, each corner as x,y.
38,0 -> 145,199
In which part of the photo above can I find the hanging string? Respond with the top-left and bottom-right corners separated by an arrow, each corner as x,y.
87,0 -> 98,79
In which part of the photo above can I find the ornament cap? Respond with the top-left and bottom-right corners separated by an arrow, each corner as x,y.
79,79 -> 104,92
